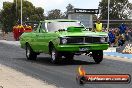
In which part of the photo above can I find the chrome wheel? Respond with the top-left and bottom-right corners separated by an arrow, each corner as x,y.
51,50 -> 56,62
26,43 -> 37,60
50,46 -> 60,64
26,47 -> 30,58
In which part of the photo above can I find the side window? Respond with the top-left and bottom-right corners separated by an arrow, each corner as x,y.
24,22 -> 39,32
33,23 -> 39,31
39,22 -> 46,33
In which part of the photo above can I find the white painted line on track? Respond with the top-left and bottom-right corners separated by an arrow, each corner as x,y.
0,40 -> 20,46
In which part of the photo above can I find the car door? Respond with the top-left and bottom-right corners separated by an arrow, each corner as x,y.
29,22 -> 41,52
35,22 -> 49,53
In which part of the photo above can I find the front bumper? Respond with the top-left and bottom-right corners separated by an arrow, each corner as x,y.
56,44 -> 109,52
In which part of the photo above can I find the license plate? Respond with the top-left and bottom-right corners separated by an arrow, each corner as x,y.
79,47 -> 88,51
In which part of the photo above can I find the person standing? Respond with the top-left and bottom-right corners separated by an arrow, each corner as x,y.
13,24 -> 19,41
17,24 -> 24,40
118,23 -> 127,34
125,28 -> 132,42
108,29 -> 116,47
95,19 -> 103,32
114,28 -> 120,46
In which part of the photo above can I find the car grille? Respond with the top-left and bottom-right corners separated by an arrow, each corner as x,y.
66,36 -> 107,44
67,37 -> 84,43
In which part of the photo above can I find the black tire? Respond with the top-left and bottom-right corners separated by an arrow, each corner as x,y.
50,46 -> 61,64
92,50 -> 103,64
26,43 -> 37,60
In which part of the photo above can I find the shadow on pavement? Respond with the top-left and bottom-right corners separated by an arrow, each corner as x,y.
16,57 -> 96,66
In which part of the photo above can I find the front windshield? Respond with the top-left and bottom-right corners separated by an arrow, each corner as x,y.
47,21 -> 83,32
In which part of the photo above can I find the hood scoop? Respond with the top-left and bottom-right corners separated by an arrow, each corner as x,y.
67,26 -> 84,32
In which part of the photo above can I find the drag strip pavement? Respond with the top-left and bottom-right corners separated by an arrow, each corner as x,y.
0,41 -> 132,88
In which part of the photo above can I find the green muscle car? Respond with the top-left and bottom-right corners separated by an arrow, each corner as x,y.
20,19 -> 109,64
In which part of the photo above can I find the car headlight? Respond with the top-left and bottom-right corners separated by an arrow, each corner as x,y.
61,38 -> 67,44
100,37 -> 106,43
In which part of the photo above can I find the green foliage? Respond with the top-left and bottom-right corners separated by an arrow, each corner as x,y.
99,0 -> 132,20
46,3 -> 74,19
32,7 -> 45,21
65,3 -> 74,18
1,2 -> 15,32
46,9 -> 65,19
0,0 -> 45,32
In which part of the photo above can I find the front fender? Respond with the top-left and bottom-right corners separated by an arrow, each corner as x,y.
20,34 -> 34,49
49,37 -> 60,49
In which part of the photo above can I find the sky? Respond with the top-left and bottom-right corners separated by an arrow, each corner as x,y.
0,0 -> 132,13
0,0 -> 101,13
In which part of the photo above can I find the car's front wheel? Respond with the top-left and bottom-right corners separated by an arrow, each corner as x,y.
92,50 -> 103,64
26,43 -> 37,60
50,46 -> 60,64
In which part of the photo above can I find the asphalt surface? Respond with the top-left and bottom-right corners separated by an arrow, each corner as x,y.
0,42 -> 132,88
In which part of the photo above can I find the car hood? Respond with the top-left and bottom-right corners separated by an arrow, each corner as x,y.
56,27 -> 108,37
57,31 -> 108,37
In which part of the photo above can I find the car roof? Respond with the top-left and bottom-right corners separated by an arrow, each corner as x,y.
40,19 -> 79,23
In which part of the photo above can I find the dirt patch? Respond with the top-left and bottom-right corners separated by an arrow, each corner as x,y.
0,64 -> 57,88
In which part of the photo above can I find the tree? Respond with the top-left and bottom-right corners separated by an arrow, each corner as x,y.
0,0 -> 45,32
33,7 -> 45,20
93,15 -> 97,20
65,3 -> 74,18
47,9 -> 65,19
0,11 -> 3,29
1,2 -> 15,32
99,0 -> 132,20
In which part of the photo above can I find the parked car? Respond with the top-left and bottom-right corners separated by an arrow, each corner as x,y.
20,19 -> 109,64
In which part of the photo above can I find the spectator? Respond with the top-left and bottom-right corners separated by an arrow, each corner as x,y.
13,24 -> 19,41
94,19 -> 103,32
108,29 -> 115,47
114,28 -> 120,46
118,34 -> 125,46
107,27 -> 131,47
127,28 -> 132,42
124,28 -> 129,41
118,23 -> 127,34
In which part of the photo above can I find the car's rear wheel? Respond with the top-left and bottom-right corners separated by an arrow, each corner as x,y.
92,50 -> 103,64
26,43 -> 37,60
50,46 -> 60,64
